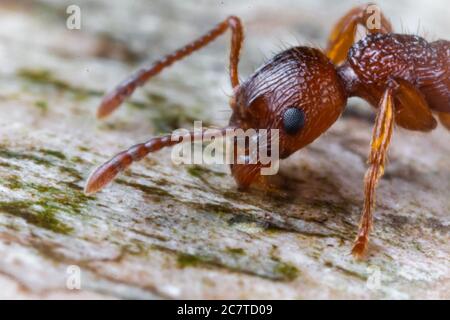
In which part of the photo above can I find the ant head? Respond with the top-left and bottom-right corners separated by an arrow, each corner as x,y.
229,47 -> 347,188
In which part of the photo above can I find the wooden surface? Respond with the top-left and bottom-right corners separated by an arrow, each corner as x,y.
0,0 -> 448,299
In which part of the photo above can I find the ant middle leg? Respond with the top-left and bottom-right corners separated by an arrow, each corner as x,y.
326,4 -> 393,65
97,16 -> 244,119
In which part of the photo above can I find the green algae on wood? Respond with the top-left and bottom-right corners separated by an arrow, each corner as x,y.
0,200 -> 73,234
39,149 -> 67,160
177,253 -> 210,268
0,147 -> 94,234
17,68 -> 103,99
0,177 -> 92,234
0,148 -> 54,167
115,179 -> 172,198
172,247 -> 301,282
272,261 -> 300,281
225,247 -> 245,255
34,100 -> 49,113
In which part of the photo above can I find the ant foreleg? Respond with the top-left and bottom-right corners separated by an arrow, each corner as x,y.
326,4 -> 392,65
353,78 -> 439,257
352,86 -> 394,258
97,16 -> 244,119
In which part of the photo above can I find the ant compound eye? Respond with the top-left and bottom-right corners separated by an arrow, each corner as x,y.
282,107 -> 305,135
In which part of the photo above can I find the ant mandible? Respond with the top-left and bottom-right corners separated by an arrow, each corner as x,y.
84,4 -> 450,258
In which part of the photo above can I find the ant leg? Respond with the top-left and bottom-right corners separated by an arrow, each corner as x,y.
391,78 -> 437,131
84,128 -> 230,195
353,79 -> 438,257
352,86 -> 395,258
437,112 -> 450,130
97,16 -> 244,118
326,4 -> 392,65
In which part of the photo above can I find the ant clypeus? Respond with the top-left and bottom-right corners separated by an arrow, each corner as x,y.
85,4 -> 449,258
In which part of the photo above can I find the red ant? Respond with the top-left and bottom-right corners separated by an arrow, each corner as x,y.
84,4 -> 449,258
